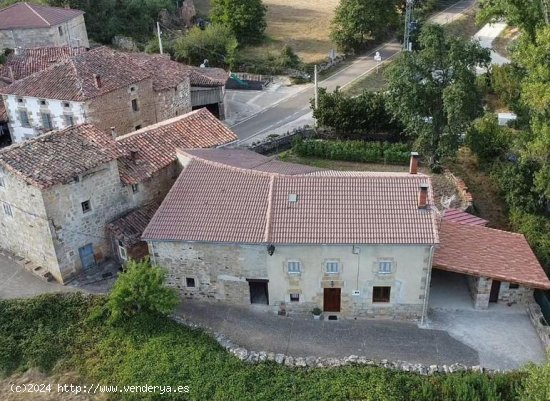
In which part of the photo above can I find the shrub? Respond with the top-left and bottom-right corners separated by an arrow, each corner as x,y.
491,64 -> 523,109
106,259 -> 179,323
466,113 -> 513,163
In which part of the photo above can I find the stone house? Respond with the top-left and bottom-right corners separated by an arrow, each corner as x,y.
0,108 -> 237,283
0,2 -> 89,50
142,150 -> 550,320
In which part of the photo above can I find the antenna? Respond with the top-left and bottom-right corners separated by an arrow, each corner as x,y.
403,0 -> 414,51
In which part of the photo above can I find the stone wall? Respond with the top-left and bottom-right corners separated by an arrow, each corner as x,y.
154,79 -> 192,122
467,276 -> 491,309
85,79 -> 157,136
0,15 -> 89,50
527,302 -> 550,349
498,282 -> 534,305
150,241 -> 431,320
0,167 -> 59,278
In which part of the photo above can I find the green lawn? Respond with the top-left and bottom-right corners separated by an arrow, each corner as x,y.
0,293 -> 525,401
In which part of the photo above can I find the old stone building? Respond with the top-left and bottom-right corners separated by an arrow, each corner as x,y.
0,108 -> 237,282
0,2 -> 89,50
143,150 -> 550,320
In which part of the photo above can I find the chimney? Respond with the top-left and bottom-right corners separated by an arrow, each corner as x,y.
130,149 -> 139,162
93,74 -> 102,88
110,127 -> 116,139
418,183 -> 429,209
7,66 -> 14,80
409,152 -> 419,175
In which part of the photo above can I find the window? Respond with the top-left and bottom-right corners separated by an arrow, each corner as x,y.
81,200 -> 91,213
131,99 -> 139,112
41,113 -> 53,129
186,277 -> 196,287
3,202 -> 13,217
378,261 -> 392,274
19,110 -> 30,127
64,115 -> 74,127
287,261 -> 301,274
509,283 -> 520,289
131,184 -> 139,193
372,286 -> 391,303
130,86 -> 136,92
325,261 -> 339,274
39,99 -> 46,106
63,102 -> 70,108
117,241 -> 127,261
58,26 -> 63,36
290,293 -> 300,302
17,98 -> 23,103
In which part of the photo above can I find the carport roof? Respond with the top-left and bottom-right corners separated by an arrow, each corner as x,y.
434,221 -> 550,289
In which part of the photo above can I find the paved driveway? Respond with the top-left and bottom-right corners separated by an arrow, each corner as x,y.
177,300 -> 479,366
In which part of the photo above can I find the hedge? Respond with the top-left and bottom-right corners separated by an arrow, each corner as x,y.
293,139 -> 410,164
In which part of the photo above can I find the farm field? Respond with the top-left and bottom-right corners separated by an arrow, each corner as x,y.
193,0 -> 338,63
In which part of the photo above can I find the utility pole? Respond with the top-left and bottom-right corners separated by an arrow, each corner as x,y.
403,0 -> 414,51
157,21 -> 163,55
314,65 -> 319,110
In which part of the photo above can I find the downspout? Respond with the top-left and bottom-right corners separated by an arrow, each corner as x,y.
420,245 -> 435,327
149,241 -> 158,266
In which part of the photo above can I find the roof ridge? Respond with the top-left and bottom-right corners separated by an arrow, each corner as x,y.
25,2 -> 51,26
185,154 -> 282,178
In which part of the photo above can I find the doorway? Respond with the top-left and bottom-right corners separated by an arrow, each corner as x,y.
490,280 -> 501,303
323,288 -> 341,312
78,244 -> 96,270
248,279 -> 269,305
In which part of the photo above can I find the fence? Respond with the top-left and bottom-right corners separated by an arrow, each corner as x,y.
226,73 -> 272,90
248,126 -> 317,155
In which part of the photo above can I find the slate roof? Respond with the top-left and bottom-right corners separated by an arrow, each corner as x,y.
107,201 -> 161,247
0,124 -> 123,189
143,150 -> 440,245
116,109 -> 238,184
124,53 -> 228,88
0,47 -> 151,101
0,2 -> 84,30
0,47 -> 87,82
442,208 -> 488,226
434,221 -> 550,289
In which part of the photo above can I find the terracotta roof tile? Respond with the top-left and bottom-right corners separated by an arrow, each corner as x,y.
442,208 -> 488,226
143,150 -> 440,245
0,2 -> 84,30
116,109 -> 237,184
0,47 -> 150,101
434,221 -> 550,289
0,47 -> 87,81
107,201 -> 161,247
0,124 -> 123,189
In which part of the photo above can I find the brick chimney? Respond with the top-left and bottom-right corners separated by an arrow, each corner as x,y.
418,183 -> 429,209
93,74 -> 102,88
409,152 -> 419,175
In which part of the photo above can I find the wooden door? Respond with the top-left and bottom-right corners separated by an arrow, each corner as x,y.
78,244 -> 96,270
323,288 -> 341,312
489,280 -> 501,303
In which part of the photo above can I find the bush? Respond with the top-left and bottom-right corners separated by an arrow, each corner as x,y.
466,113 -> 513,163
106,259 -> 179,323
491,64 -> 523,109
293,139 -> 410,164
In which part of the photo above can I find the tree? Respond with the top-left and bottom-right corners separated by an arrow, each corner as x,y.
521,353 -> 550,401
385,24 -> 490,167
210,0 -> 267,45
106,259 -> 179,323
466,113 -> 513,163
174,24 -> 238,68
311,88 -> 403,137
330,0 -> 399,53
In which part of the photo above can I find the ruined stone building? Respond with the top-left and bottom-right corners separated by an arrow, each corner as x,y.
0,109 -> 236,283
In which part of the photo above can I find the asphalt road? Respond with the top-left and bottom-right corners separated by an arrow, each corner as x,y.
229,0 -> 476,143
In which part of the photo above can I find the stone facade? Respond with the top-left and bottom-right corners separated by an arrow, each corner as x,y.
154,80 -> 192,122
0,15 -> 89,50
467,275 -> 534,309
150,241 -> 432,320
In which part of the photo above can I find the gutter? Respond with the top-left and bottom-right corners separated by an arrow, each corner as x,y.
420,244 -> 436,327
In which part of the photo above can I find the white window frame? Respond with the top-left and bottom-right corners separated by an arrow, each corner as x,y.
289,293 -> 300,302
287,260 -> 301,274
41,112 -> 53,130
118,242 -> 127,261
19,110 -> 30,127
325,261 -> 339,274
3,202 -> 13,217
378,260 -> 393,274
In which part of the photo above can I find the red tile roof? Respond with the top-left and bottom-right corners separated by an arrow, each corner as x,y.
0,124 -> 123,189
0,99 -> 6,122
0,2 -> 84,30
442,208 -> 488,226
0,47 -> 87,81
143,150 -> 440,245
0,47 -> 151,101
107,201 -> 161,247
124,53 -> 228,88
434,221 -> 550,289
116,109 -> 238,184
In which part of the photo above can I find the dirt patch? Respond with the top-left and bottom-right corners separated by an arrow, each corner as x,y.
445,148 -> 509,230
1,370 -> 105,401
444,6 -> 479,40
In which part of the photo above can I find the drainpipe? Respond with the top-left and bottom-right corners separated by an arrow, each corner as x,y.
149,241 -> 157,266
420,245 -> 435,327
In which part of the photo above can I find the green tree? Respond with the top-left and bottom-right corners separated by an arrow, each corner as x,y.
173,24 -> 238,68
106,259 -> 179,323
385,24 -> 490,167
466,113 -> 513,163
330,0 -> 399,53
521,352 -> 550,401
210,0 -> 267,45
